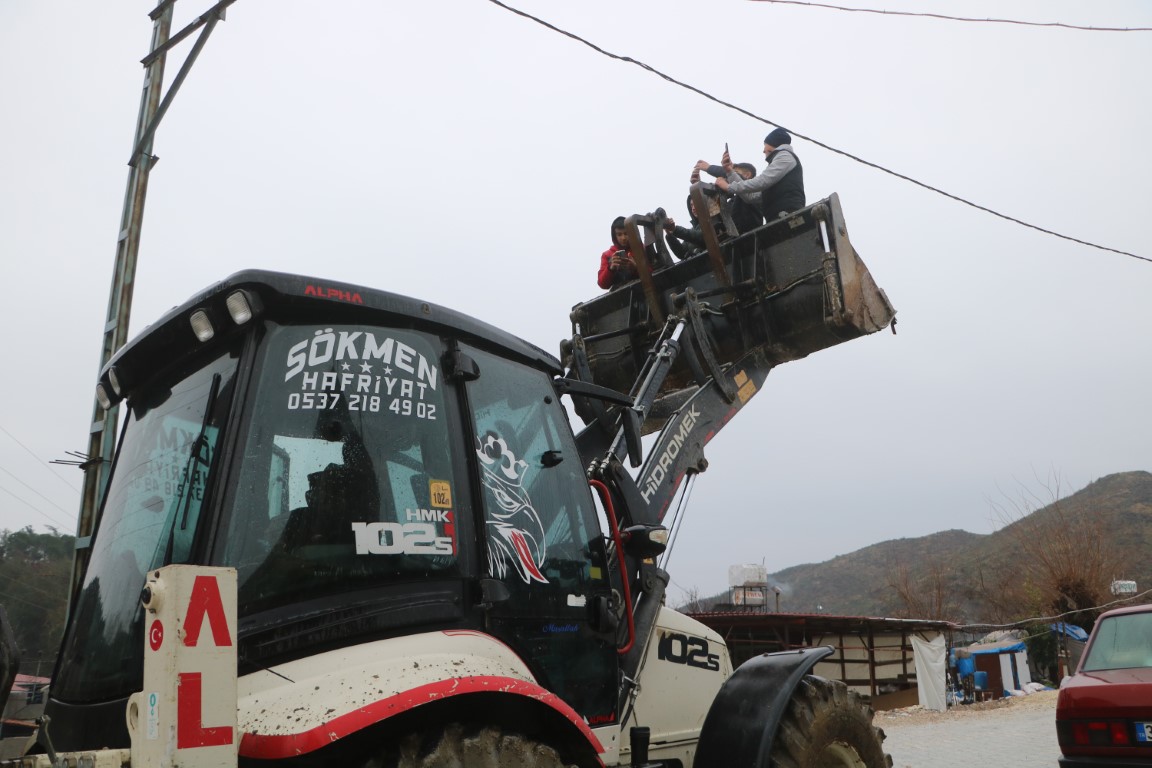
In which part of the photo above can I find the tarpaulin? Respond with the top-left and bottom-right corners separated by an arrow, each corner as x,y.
911,632 -> 947,712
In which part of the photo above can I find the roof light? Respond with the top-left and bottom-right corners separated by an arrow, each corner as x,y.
190,310 -> 215,342
108,366 -> 124,396
225,290 -> 254,325
95,383 -> 114,411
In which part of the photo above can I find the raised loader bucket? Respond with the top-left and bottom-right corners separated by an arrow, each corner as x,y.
568,193 -> 895,397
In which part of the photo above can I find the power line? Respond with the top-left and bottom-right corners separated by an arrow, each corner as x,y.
953,587 -> 1152,632
0,485 -> 74,531
0,572 -> 67,604
0,465 -> 77,520
486,0 -> 1150,265
0,589 -> 57,614
0,424 -> 82,494
747,1 -> 1152,33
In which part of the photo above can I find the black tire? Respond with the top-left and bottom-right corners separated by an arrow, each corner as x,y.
372,723 -> 574,768
772,676 -> 893,768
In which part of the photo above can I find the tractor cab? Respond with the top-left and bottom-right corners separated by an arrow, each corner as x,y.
43,272 -> 622,752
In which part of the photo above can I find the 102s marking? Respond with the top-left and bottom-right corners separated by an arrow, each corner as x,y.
351,522 -> 452,555
658,631 -> 720,671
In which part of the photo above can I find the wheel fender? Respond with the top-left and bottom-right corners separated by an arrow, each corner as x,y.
692,645 -> 834,768
237,629 -> 603,759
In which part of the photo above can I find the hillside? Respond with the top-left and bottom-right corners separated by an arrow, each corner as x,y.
693,471 -> 1152,622
761,529 -> 982,616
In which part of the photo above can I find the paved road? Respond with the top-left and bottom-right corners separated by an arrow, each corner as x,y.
880,697 -> 1061,768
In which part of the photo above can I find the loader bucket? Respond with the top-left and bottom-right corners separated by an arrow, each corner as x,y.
568,193 -> 895,398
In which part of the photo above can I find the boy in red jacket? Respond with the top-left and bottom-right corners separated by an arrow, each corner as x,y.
597,216 -> 638,290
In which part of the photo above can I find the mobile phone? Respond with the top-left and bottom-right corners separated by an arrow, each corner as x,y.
724,142 -> 729,154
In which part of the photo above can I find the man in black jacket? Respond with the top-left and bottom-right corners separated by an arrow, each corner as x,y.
715,127 -> 805,221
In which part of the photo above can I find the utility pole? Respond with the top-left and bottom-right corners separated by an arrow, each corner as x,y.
68,0 -> 236,605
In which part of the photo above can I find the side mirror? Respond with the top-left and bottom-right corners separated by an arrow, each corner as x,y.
622,408 -> 643,468
590,594 -> 620,634
622,524 -> 669,559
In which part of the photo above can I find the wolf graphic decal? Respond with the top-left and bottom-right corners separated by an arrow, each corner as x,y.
475,431 -> 548,584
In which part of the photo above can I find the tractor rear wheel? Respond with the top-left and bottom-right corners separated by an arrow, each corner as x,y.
376,723 -> 574,768
772,676 -> 892,768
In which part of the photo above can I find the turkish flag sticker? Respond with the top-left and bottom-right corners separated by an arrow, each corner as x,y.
149,619 -> 164,651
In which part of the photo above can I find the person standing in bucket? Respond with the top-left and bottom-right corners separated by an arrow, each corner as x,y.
715,127 -> 805,221
597,216 -> 638,290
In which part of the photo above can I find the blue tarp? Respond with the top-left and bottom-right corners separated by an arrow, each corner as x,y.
1051,622 -> 1089,642
968,640 -> 1026,655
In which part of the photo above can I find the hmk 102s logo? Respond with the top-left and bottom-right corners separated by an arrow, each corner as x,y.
352,520 -> 453,555
657,631 -> 719,671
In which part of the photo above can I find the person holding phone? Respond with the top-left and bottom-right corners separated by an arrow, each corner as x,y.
597,216 -> 639,290
693,144 -> 764,234
714,127 -> 805,222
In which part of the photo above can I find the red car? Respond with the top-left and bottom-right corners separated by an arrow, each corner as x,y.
1056,603 -> 1152,766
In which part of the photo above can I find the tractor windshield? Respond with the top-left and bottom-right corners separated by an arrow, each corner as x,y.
52,343 -> 240,701
52,322 -> 466,702
221,323 -> 462,617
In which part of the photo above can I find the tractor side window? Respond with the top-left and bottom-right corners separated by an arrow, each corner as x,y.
222,324 -> 463,616
463,345 -> 617,723
464,348 -> 600,592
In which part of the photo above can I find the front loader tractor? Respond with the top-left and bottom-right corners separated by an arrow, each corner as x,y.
5,193 -> 895,767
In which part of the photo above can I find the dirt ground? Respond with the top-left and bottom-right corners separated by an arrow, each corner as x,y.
877,688 -> 1059,727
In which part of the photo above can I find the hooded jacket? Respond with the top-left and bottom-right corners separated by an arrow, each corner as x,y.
598,218 -> 638,289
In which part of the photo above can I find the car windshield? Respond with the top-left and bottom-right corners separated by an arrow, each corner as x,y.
1081,611 -> 1152,672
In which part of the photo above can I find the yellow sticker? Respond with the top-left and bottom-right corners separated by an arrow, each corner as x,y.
429,480 -> 453,508
735,370 -> 757,403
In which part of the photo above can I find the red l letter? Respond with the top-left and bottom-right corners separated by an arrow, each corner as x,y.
177,672 -> 233,748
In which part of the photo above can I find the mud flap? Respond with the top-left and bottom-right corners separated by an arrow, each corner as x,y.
692,646 -> 833,768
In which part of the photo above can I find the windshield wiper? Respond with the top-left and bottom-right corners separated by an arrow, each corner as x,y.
162,372 -> 222,564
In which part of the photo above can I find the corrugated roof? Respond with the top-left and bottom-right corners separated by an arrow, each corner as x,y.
688,610 -> 955,633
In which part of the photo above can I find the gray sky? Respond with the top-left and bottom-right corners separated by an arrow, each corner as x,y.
1,0 -> 1148,606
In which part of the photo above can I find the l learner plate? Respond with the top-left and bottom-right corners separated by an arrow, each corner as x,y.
1137,722 -> 1152,743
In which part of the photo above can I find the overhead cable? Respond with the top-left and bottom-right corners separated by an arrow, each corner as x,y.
0,485 -> 74,531
0,465 -> 77,520
487,0 -> 1150,264
0,424 -> 81,493
747,1 -> 1152,33
953,587 -> 1152,632
0,589 -> 56,613
0,571 -> 67,604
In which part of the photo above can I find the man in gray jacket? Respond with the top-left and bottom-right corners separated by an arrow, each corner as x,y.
715,127 -> 805,221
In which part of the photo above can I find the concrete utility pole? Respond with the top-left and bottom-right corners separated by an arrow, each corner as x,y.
69,0 -> 236,605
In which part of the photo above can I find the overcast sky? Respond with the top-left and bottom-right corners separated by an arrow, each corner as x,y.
1,0 -> 1148,606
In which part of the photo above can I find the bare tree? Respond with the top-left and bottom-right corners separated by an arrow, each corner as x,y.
888,559 -> 961,622
679,585 -> 704,613
983,474 -> 1119,631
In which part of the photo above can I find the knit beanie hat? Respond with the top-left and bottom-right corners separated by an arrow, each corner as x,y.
764,128 -> 791,147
